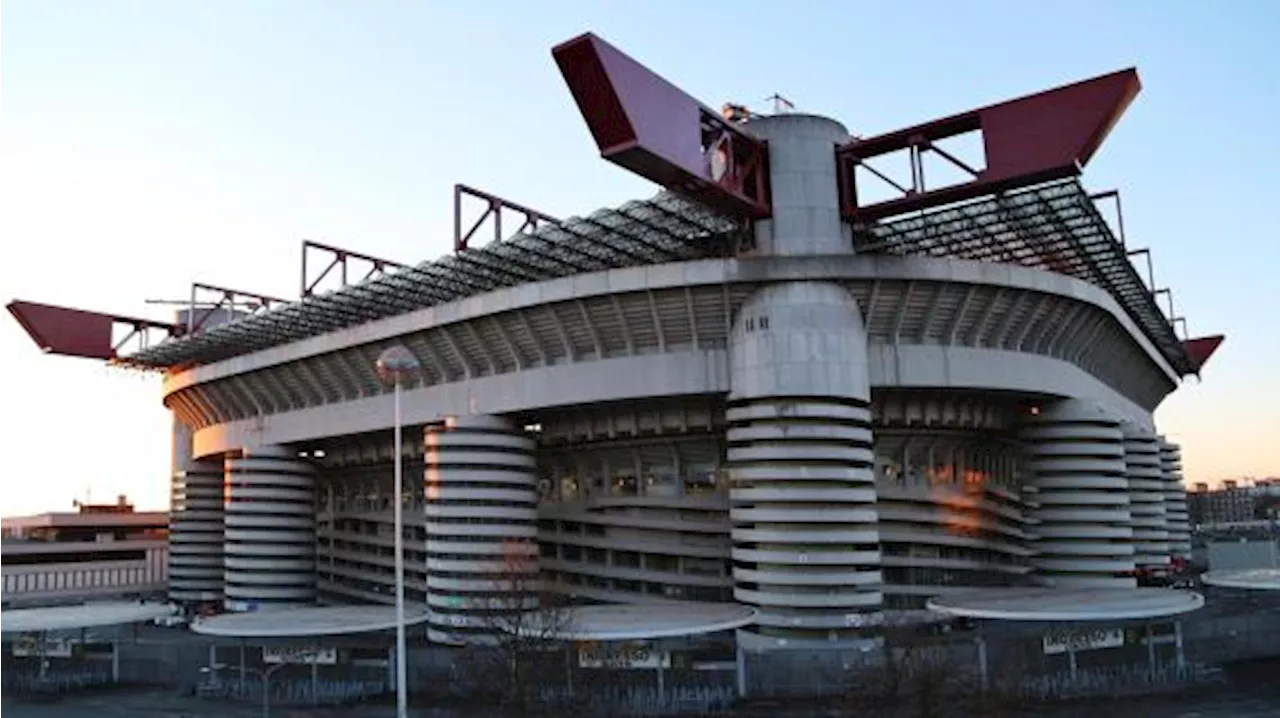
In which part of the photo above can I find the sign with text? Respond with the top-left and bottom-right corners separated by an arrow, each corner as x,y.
263,646 -> 337,665
578,641 -> 671,670
12,635 -> 75,658
1042,628 -> 1124,655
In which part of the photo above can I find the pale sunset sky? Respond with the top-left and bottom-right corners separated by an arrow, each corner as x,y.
2,1 -> 1277,517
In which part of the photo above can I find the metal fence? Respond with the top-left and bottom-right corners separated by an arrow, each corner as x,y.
196,675 -> 386,705
2,600 -> 1277,715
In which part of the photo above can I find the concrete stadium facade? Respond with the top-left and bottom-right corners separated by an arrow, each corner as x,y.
8,37 -> 1220,651
150,112 -> 1196,649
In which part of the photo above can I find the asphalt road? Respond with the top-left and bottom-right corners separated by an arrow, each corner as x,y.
1,688 -> 422,718
6,679 -> 1279,718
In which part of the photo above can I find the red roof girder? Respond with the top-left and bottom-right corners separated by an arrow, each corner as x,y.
552,32 -> 771,220
838,68 -> 1141,223
6,300 -> 178,361
1183,335 -> 1225,373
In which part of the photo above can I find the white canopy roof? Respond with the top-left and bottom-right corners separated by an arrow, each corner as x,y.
926,587 -> 1204,622
1,602 -> 172,633
191,605 -> 429,638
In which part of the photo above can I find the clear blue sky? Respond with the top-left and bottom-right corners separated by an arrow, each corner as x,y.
2,1 -> 1277,516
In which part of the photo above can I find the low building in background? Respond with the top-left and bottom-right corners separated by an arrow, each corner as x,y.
1189,479 -> 1280,528
1,496 -> 168,608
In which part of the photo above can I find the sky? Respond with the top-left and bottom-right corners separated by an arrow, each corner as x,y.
2,1 -> 1278,517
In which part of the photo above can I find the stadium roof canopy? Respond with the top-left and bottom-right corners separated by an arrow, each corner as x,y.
117,179 -> 1195,374
121,193 -> 739,369
6,34 -> 1210,377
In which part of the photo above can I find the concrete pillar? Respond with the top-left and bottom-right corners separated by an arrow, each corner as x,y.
168,420 -> 225,604
743,113 -> 851,257
223,445 -> 317,611
1022,400 -> 1136,588
1121,422 -> 1171,575
424,415 -> 538,644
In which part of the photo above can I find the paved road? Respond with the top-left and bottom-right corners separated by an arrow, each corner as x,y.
1,688 -> 406,718
7,685 -> 1280,718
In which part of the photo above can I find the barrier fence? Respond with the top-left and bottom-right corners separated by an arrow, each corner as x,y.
1,600 -> 1277,715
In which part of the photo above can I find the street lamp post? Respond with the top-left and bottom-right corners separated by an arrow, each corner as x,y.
375,345 -> 422,718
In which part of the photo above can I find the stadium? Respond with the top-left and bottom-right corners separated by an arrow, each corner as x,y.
7,33 -> 1224,652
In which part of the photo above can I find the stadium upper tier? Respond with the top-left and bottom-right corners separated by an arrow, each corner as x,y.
118,178 -> 1191,375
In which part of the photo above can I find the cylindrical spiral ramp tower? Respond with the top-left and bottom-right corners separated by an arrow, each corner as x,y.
424,415 -> 539,644
1021,400 -> 1136,588
168,421 -> 225,604
222,446 -> 317,611
727,282 -> 881,648
1121,423 -> 1171,575
1159,438 -> 1192,560
727,112 -> 880,650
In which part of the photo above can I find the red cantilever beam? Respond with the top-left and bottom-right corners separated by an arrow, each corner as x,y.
838,68 -> 1142,222
6,300 -> 178,361
552,32 -> 771,219
1183,335 -> 1225,374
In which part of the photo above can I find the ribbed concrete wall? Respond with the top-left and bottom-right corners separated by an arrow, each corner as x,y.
168,422 -> 225,603
728,281 -> 881,646
1122,424 -> 1171,573
1160,438 -> 1192,559
223,446 -> 316,611
1022,400 -> 1136,588
424,415 -> 539,644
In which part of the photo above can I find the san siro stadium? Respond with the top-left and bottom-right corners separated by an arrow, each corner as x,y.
8,33 -> 1223,651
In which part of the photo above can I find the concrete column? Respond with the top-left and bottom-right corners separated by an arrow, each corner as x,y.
223,445 -> 317,611
168,420 -> 225,605
743,113 -> 852,256
424,415 -> 538,644
1022,400 -> 1136,588
728,282 -> 881,650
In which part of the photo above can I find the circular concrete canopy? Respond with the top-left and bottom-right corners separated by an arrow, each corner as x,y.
926,587 -> 1204,622
191,605 -> 429,638
528,602 -> 757,641
1201,568 -> 1280,591
1,602 -> 172,634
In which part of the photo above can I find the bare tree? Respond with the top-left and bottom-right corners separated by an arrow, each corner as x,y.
460,539 -> 575,712
838,614 -> 974,718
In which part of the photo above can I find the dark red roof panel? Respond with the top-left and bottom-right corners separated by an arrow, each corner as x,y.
839,68 -> 1141,222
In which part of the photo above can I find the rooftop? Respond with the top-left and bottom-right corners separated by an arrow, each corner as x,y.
1,510 -> 167,531
122,192 -> 737,369
115,179 -> 1195,375
856,178 -> 1193,374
